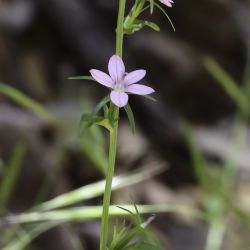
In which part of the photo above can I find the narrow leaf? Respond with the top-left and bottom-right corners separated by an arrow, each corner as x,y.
113,213 -> 156,250
125,20 -> 160,34
116,206 -> 134,216
139,5 -> 150,15
133,201 -> 142,224
149,0 -> 154,14
153,2 -> 175,32
112,225 -> 145,250
143,20 -> 160,31
93,95 -> 110,115
79,95 -> 110,135
124,104 -> 136,133
104,105 -> 109,118
68,76 -> 94,81
79,113 -> 103,136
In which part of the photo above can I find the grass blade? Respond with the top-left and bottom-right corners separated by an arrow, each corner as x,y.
181,123 -> 209,191
4,204 -> 203,224
0,141 -> 26,212
204,58 -> 248,115
35,166 -> 164,211
0,83 -> 55,121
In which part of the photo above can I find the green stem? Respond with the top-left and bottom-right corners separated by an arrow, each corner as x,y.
116,0 -> 126,57
99,0 -> 126,249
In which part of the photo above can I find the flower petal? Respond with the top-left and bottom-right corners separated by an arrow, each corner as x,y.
125,84 -> 155,95
159,0 -> 173,7
90,69 -> 114,88
108,55 -> 125,83
123,70 -> 146,86
110,91 -> 128,108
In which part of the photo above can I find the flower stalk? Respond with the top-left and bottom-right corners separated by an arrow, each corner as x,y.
99,0 -> 126,249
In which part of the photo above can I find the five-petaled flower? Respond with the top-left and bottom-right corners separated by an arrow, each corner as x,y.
159,0 -> 174,7
90,55 -> 155,108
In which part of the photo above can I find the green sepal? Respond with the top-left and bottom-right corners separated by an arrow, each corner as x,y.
124,104 -> 136,134
68,76 -> 95,81
124,19 -> 160,34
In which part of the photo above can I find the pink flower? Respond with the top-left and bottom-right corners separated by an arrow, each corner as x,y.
159,0 -> 174,7
90,55 -> 155,108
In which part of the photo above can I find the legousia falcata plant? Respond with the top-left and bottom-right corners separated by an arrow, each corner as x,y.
72,0 -> 175,249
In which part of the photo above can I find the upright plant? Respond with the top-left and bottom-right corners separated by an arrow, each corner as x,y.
74,1 -> 175,249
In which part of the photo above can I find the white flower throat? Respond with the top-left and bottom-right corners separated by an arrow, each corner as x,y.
114,83 -> 125,92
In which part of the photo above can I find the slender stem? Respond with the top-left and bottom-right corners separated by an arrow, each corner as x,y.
99,125 -> 119,250
116,0 -> 126,57
99,0 -> 126,249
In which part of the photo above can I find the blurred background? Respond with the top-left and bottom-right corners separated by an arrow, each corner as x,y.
0,0 -> 249,249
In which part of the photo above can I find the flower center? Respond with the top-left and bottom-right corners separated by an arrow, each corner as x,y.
114,83 -> 125,92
